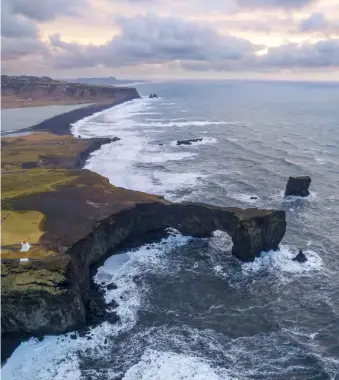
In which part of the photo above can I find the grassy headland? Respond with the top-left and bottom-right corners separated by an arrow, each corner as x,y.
1,132 -> 162,259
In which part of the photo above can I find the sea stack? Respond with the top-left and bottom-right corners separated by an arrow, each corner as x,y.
292,249 -> 308,263
285,176 -> 311,197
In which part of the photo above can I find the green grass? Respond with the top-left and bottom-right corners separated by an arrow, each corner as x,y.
2,169 -> 77,200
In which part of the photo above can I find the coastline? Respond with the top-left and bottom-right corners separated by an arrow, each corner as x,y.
1,94 -> 144,362
1,92 -> 286,365
29,99 -> 135,136
1,104 -> 95,136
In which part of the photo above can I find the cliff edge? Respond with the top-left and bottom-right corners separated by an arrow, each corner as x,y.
1,130 -> 286,345
1,75 -> 140,108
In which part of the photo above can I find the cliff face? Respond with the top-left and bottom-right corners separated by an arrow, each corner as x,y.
1,125 -> 286,346
1,256 -> 85,335
1,75 -> 140,108
1,201 -> 285,336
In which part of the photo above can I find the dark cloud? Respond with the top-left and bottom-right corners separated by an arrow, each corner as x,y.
1,0 -> 86,29
11,0 -> 86,21
1,1 -> 38,38
1,36 -> 48,60
236,0 -> 316,9
48,14 -> 339,72
174,38 -> 339,72
50,14 -> 261,69
1,0 -> 85,61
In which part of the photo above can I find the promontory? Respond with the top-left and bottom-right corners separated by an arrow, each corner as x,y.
1,82 -> 286,359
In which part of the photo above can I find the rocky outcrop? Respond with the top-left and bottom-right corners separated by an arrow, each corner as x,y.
285,176 -> 311,197
292,249 -> 307,263
1,201 -> 286,338
177,138 -> 203,145
149,93 -> 158,98
1,256 -> 85,335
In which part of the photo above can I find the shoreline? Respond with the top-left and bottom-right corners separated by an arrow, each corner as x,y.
1,95 -> 142,362
1,92 -> 286,366
21,99 -> 133,136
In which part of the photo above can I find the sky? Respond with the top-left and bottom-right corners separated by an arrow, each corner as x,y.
2,0 -> 339,81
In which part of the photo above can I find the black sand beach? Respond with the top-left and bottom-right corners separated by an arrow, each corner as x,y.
29,100 -> 131,135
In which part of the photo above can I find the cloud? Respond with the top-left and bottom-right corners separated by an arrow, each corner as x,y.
49,14 -> 261,69
1,1 -> 38,38
177,38 -> 339,72
298,12 -> 339,35
1,36 -> 48,60
48,13 -> 339,73
235,0 -> 316,9
11,0 -> 86,21
260,39 -> 339,68
1,0 -> 86,61
299,12 -> 328,32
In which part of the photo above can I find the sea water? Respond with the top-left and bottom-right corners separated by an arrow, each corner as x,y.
3,80 -> 339,379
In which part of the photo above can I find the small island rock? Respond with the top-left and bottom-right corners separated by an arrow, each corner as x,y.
285,176 -> 311,197
177,138 -> 203,146
292,249 -> 307,263
107,283 -> 118,290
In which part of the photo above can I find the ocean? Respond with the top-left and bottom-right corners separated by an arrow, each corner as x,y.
3,80 -> 339,379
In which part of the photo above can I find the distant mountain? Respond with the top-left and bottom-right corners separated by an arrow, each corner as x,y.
65,77 -> 147,86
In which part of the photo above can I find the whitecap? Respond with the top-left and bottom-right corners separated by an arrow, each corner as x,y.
122,349 -> 234,380
139,150 -> 196,163
279,190 -> 318,202
242,245 -> 323,277
136,121 -> 227,128
152,171 -> 205,200
3,234 -> 192,380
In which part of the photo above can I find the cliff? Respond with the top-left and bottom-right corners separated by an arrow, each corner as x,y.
1,75 -> 140,108
1,131 -> 286,348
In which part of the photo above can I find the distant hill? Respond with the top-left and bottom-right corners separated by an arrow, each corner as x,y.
65,77 -> 147,86
1,75 -> 140,108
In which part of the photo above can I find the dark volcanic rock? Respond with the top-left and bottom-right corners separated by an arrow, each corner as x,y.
106,283 -> 118,290
250,196 -> 258,200
177,138 -> 203,146
75,137 -> 120,169
149,93 -> 158,98
1,256 -> 86,336
1,202 -> 286,345
292,249 -> 307,263
285,176 -> 311,197
106,312 -> 120,324
107,299 -> 119,309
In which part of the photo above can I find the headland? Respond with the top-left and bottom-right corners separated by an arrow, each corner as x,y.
1,79 -> 286,362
